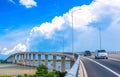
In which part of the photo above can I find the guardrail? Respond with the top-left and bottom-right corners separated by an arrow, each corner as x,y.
107,51 -> 120,54
65,55 -> 80,77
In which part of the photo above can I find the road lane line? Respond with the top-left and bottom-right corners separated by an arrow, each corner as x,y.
84,57 -> 120,77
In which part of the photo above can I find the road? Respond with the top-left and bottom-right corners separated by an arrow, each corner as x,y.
81,55 -> 120,77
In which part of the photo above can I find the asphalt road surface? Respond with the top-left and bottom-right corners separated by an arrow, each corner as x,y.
81,56 -> 120,77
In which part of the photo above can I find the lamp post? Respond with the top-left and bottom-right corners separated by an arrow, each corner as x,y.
99,25 -> 102,50
63,29 -> 64,53
71,8 -> 81,57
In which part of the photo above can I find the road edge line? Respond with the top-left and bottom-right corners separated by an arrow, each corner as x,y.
85,57 -> 120,77
78,60 -> 88,77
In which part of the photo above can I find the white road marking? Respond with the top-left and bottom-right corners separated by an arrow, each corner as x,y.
80,60 -> 88,77
84,57 -> 120,77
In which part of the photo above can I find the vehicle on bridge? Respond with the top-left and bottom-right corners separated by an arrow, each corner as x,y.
95,50 -> 108,59
84,50 -> 92,56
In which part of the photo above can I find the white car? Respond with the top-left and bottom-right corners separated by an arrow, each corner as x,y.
95,50 -> 108,59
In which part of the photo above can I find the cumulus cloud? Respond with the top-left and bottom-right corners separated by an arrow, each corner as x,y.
19,0 -> 37,8
30,16 -> 65,38
0,43 -> 26,55
27,0 -> 120,51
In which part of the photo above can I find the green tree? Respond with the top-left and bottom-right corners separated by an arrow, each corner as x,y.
55,71 -> 67,77
36,64 -> 48,76
46,71 -> 56,77
0,76 -> 12,77
17,75 -> 22,77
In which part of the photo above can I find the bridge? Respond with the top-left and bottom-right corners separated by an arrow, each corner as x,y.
5,52 -> 76,72
5,51 -> 120,77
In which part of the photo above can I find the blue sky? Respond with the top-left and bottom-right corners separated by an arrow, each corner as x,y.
0,0 -> 92,48
0,0 -> 120,59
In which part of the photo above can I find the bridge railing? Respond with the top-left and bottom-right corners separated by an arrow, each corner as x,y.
65,55 -> 80,77
107,51 -> 120,54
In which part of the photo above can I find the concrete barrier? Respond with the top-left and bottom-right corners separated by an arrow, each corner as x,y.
65,55 -> 80,77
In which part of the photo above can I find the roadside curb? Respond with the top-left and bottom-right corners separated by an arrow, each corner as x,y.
78,60 -> 88,77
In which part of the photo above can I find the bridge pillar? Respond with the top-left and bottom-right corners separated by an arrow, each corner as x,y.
23,54 -> 25,65
33,54 -> 36,66
25,53 -> 28,65
12,55 -> 15,64
45,55 -> 48,67
18,54 -> 20,64
38,54 -> 41,65
17,54 -> 19,64
70,59 -> 74,68
61,56 -> 66,72
53,55 -> 56,70
22,54 -> 24,63
20,54 -> 22,64
14,55 -> 16,63
29,54 -> 31,66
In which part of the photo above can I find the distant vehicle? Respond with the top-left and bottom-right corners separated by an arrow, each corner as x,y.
95,50 -> 108,59
84,51 -> 92,56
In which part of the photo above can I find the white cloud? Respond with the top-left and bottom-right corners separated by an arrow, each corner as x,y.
29,2 -> 98,39
19,0 -> 37,8
30,16 -> 64,38
9,0 -> 16,4
28,0 -> 120,51
2,0 -> 120,55
0,43 -> 26,55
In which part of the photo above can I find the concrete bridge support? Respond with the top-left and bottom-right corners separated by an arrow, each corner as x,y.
23,54 -> 25,65
22,54 -> 24,65
29,54 -> 31,66
45,55 -> 48,67
61,56 -> 66,72
33,54 -> 36,66
25,54 -> 28,65
38,54 -> 41,65
17,55 -> 19,64
20,54 -> 22,64
70,59 -> 74,68
53,55 -> 56,70
12,55 -> 15,64
6,52 -> 75,72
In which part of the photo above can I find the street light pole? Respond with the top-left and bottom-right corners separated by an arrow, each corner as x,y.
99,25 -> 102,50
63,30 -> 64,53
71,8 -> 81,57
72,11 -> 74,57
